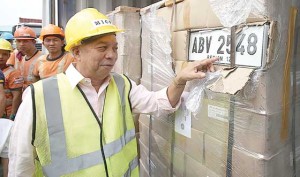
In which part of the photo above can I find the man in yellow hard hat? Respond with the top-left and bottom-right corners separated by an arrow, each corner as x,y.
9,8 -> 217,177
33,24 -> 74,79
2,32 -> 25,70
0,40 -> 16,177
0,39 -> 23,120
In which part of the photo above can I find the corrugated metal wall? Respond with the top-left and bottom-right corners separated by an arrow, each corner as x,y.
43,0 -> 160,29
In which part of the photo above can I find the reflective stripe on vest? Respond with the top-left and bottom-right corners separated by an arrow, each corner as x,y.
111,73 -> 127,144
37,74 -> 137,176
122,157 -> 139,177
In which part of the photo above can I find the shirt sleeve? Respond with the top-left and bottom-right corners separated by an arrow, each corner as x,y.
63,53 -> 76,72
7,70 -> 23,90
0,120 -> 13,158
129,80 -> 180,117
32,56 -> 42,77
8,88 -> 35,177
6,52 -> 16,66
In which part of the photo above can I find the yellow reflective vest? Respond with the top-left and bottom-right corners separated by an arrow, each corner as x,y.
31,73 -> 139,177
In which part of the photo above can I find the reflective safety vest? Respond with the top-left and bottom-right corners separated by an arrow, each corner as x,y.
31,73 -> 139,177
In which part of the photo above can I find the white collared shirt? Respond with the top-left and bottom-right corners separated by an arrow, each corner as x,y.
8,63 -> 178,177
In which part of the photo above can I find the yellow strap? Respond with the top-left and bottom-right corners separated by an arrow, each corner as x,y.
281,7 -> 298,141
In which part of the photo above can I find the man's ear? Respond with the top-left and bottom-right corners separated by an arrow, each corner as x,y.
71,46 -> 81,61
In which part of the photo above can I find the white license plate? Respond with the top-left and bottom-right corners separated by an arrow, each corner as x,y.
188,24 -> 269,67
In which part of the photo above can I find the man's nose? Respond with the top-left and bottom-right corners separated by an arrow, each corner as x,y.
105,48 -> 117,59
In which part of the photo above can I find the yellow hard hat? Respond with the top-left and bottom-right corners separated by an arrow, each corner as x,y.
0,38 -> 13,51
65,8 -> 123,51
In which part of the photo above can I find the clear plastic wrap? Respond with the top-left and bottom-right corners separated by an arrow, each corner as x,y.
186,71 -> 221,114
140,1 -> 176,91
138,0 -> 299,177
107,6 -> 142,84
209,0 -> 267,27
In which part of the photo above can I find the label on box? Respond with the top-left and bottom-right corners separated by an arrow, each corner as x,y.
208,104 -> 229,122
188,25 -> 269,67
175,102 -> 191,138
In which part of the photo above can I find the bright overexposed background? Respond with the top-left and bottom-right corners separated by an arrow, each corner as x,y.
0,0 -> 42,30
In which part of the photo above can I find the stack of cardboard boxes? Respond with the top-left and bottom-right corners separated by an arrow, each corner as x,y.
138,0 -> 299,176
107,6 -> 143,130
107,6 -> 142,84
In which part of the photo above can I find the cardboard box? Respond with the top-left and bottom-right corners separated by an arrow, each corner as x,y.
174,128 -> 204,163
139,140 -> 169,177
172,30 -> 188,61
139,121 -> 173,166
107,6 -> 142,84
204,134 -> 293,177
139,120 -> 186,176
139,114 -> 205,163
185,154 -> 221,177
193,92 -> 288,155
140,50 -> 174,91
140,1 -> 297,176
139,137 -> 185,177
139,114 -> 173,145
140,3 -> 176,91
155,0 -> 268,31
192,94 -> 230,143
139,160 -> 149,177
139,114 -> 173,142
174,61 -> 187,75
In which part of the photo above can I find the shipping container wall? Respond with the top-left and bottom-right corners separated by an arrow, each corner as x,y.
43,0 -> 160,29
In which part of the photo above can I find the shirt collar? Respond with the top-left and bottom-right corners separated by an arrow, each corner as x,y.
65,63 -> 85,89
65,63 -> 112,90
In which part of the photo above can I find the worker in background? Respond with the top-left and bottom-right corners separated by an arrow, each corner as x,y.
8,8 -> 217,177
11,27 -> 42,89
33,24 -> 74,79
0,39 -> 23,120
0,70 -> 5,117
0,69 -> 9,177
0,32 -> 14,46
1,32 -> 24,68
0,118 -> 13,177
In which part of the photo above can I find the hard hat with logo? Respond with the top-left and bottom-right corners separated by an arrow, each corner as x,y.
65,8 -> 123,51
39,24 -> 65,41
1,32 -> 14,40
0,38 -> 13,51
14,26 -> 36,39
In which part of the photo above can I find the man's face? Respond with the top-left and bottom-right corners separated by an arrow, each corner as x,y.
0,49 -> 10,67
15,39 -> 36,54
43,36 -> 64,54
74,34 -> 118,80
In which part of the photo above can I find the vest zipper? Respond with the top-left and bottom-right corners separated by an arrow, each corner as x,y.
76,86 -> 109,177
